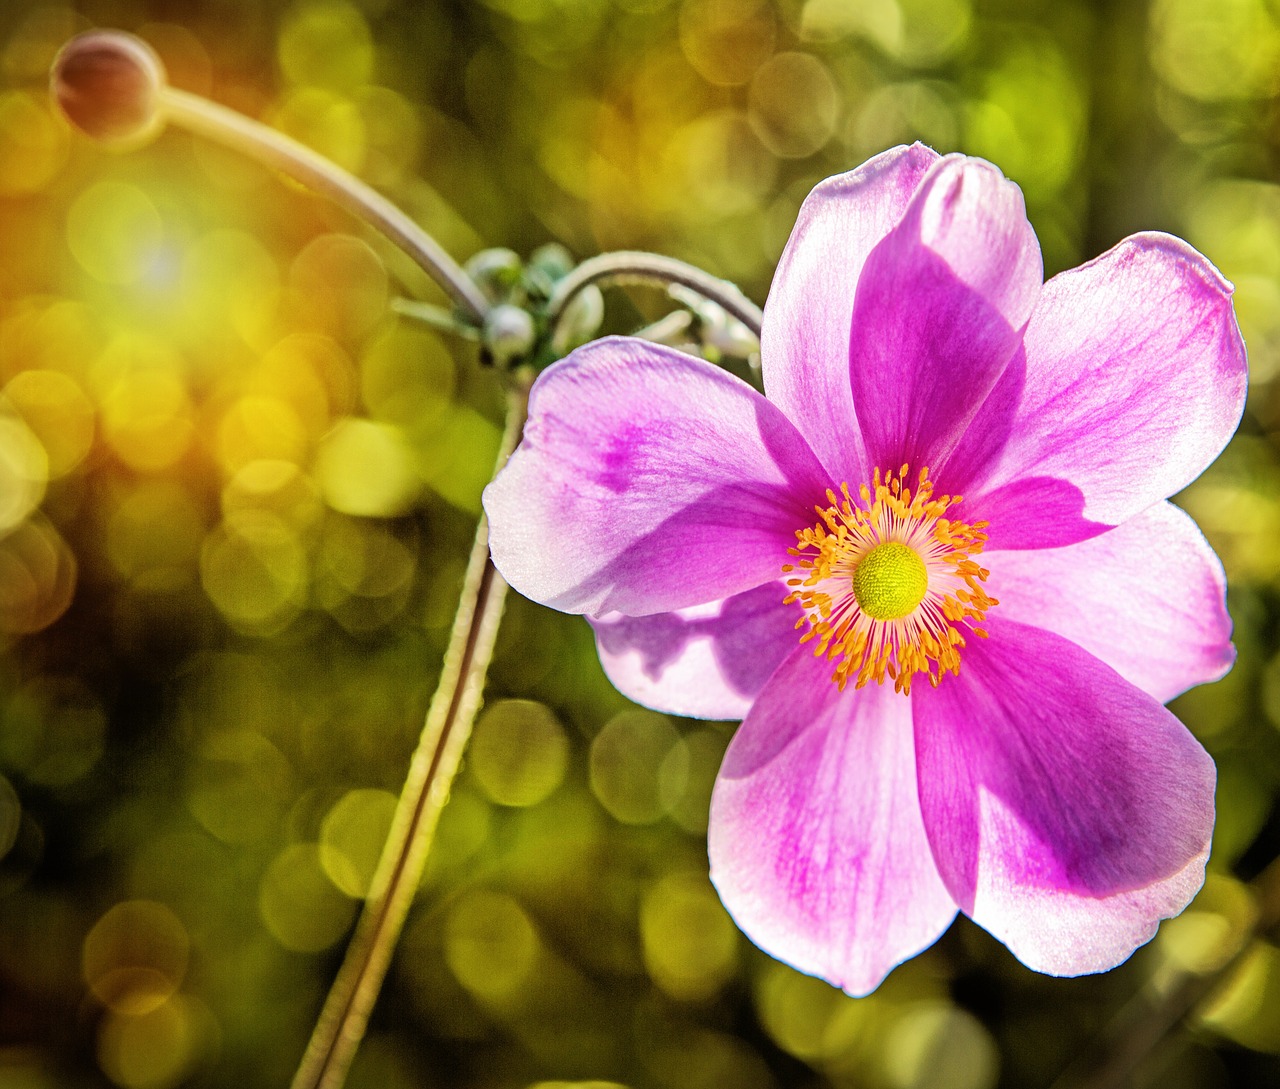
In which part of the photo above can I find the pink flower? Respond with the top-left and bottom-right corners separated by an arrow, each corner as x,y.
482,145 -> 1247,994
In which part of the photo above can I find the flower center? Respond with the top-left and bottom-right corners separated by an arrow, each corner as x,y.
782,464 -> 996,695
851,541 -> 928,620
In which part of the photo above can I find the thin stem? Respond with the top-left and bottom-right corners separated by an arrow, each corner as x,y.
390,297 -> 483,340
159,87 -> 490,323
545,250 -> 764,343
289,384 -> 529,1089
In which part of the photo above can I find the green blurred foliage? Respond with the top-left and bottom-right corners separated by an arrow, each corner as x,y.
0,1 -> 1276,1087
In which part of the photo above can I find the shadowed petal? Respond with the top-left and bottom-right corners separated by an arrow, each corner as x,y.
987,501 -> 1233,704
761,143 -> 939,482
849,154 -> 1043,474
589,582 -> 799,721
484,337 -> 832,616
913,618 -> 1215,977
952,233 -> 1247,549
710,648 -> 958,996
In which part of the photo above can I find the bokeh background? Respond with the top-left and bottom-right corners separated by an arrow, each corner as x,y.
0,1 -> 1278,1087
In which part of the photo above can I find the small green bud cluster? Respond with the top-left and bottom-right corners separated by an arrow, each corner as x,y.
464,244 -> 603,370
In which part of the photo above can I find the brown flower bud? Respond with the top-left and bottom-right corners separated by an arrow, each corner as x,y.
50,30 -> 166,145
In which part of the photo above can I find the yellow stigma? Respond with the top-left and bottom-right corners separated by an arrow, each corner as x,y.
781,464 -> 996,695
852,542 -> 928,620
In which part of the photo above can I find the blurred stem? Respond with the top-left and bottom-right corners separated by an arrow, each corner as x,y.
159,87 -> 490,323
1052,855 -> 1280,1089
546,250 -> 764,342
289,382 -> 529,1089
390,297 -> 483,340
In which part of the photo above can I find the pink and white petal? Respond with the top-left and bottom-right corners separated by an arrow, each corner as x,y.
913,618 -> 1215,977
957,233 -> 1246,547
987,501 -> 1233,704
850,155 -> 1043,474
710,648 -> 958,996
762,143 -> 939,482
484,337 -> 831,617
589,582 -> 798,721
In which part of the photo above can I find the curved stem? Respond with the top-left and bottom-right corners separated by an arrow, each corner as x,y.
160,87 -> 490,323
546,250 -> 764,343
289,384 -> 529,1089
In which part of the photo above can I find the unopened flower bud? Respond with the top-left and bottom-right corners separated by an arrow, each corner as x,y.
465,248 -> 522,303
482,304 -> 536,367
551,284 -> 604,356
51,30 -> 166,146
703,306 -> 761,358
669,283 -> 761,359
528,242 -> 574,283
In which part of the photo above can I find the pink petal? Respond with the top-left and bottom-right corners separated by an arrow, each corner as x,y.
588,582 -> 798,720
761,143 -> 939,482
849,155 -> 1043,475
952,233 -> 1247,550
913,618 -> 1215,977
483,337 -> 831,616
987,501 -> 1233,704
709,648 -> 958,996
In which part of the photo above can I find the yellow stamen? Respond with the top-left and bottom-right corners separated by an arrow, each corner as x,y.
783,464 -> 996,695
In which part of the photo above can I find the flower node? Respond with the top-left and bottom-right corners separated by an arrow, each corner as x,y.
51,30 -> 166,146
782,464 -> 996,694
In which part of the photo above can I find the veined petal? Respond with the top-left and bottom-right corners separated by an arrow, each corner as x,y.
710,648 -> 958,997
588,582 -> 797,721
484,337 -> 831,616
987,501 -> 1233,704
913,618 -> 1215,977
849,154 -> 1043,474
762,143 -> 938,482
955,233 -> 1247,549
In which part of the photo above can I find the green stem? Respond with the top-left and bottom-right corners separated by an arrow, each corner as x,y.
289,383 -> 529,1089
160,87 -> 490,323
390,298 -> 483,340
545,250 -> 764,342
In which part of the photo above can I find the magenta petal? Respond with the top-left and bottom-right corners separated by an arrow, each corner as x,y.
987,501 -> 1233,703
710,648 -> 958,996
913,618 -> 1215,976
849,155 -> 1043,473
957,233 -> 1247,548
762,143 -> 938,481
588,582 -> 798,721
483,337 -> 831,616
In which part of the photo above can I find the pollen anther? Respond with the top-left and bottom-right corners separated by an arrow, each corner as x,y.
783,464 -> 996,695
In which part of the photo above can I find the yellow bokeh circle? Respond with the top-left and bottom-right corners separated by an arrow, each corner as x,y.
3,370 -> 94,478
102,370 -> 194,472
66,180 -> 163,285
199,511 -> 307,631
589,710 -> 681,825
83,900 -> 190,1017
259,843 -> 357,953
0,413 -> 48,532
0,91 -> 69,194
319,788 -> 398,898
470,700 -> 569,808
316,418 -> 421,517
